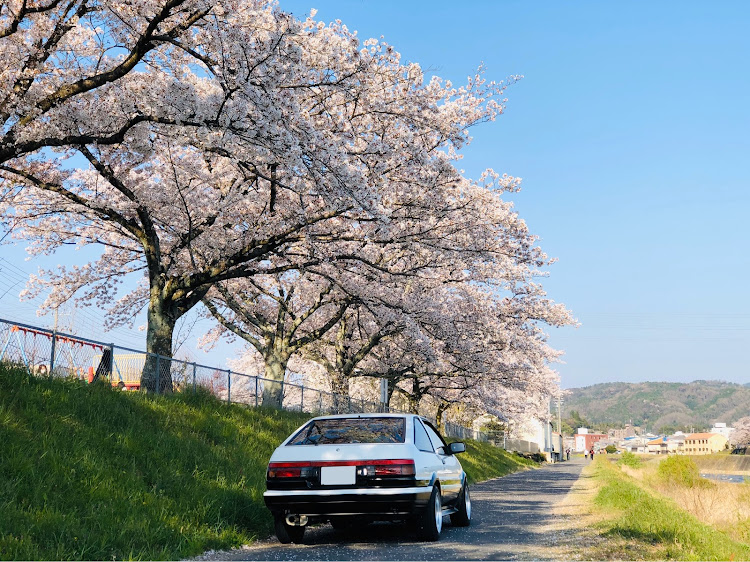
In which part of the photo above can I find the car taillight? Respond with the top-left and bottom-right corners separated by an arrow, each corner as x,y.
267,462 -> 314,479
356,460 -> 415,477
266,459 -> 416,480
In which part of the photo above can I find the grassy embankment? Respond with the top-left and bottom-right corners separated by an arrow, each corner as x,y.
580,453 -> 750,560
0,363 -> 535,560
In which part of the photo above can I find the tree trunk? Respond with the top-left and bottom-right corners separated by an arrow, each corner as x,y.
261,349 -> 291,408
329,371 -> 350,414
141,301 -> 175,393
386,379 -> 397,406
435,401 -> 449,433
405,377 -> 423,414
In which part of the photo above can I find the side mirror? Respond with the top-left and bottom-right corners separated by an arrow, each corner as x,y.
447,442 -> 466,455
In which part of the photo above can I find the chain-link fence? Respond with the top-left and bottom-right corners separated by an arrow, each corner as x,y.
0,316 -> 497,443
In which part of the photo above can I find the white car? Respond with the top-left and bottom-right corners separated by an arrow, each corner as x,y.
263,413 -> 471,543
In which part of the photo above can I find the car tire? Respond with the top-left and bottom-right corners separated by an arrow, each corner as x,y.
417,485 -> 443,541
274,515 -> 305,544
450,481 -> 471,527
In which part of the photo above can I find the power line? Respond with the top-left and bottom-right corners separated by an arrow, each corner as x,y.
0,257 -> 146,348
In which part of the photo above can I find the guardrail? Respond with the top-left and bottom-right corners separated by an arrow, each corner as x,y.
0,316 -> 496,443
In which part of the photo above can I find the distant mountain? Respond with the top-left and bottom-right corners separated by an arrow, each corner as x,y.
563,380 -> 750,433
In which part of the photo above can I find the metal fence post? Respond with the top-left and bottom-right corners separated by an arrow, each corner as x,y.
300,386 -> 304,412
254,376 -> 258,407
155,354 -> 161,395
192,363 -> 197,393
227,370 -> 231,404
49,330 -> 56,376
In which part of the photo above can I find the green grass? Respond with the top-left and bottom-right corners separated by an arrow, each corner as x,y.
0,363 -> 532,560
656,455 -> 708,488
456,439 -> 536,484
590,457 -> 750,561
0,364 -> 309,560
618,451 -> 642,468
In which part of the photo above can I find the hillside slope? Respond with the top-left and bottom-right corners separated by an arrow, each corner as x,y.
563,380 -> 750,432
0,363 -> 534,560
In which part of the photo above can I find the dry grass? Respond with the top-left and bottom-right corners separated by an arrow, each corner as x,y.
656,480 -> 750,529
648,459 -> 750,544
618,455 -> 750,541
535,457 -> 750,560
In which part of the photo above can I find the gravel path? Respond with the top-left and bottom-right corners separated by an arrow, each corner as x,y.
194,458 -> 588,561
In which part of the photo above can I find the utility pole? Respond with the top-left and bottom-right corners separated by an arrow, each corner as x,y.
52,304 -> 72,334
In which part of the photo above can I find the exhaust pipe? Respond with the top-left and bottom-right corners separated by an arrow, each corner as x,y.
285,514 -> 308,527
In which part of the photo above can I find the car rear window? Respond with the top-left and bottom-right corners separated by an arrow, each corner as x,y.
287,417 -> 406,445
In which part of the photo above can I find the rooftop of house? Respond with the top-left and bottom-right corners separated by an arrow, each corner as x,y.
686,432 -> 726,440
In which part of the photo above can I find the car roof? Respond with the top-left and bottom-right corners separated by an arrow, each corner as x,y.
306,413 -> 418,421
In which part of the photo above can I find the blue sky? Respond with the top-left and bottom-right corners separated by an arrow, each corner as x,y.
275,0 -> 750,389
2,1 -> 749,388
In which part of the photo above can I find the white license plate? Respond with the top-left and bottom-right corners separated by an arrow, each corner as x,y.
320,465 -> 356,485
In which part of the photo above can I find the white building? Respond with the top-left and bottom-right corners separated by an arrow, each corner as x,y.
710,422 -> 734,442
514,417 -> 562,461
574,427 -> 588,452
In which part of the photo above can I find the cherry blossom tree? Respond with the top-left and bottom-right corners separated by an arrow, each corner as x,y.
203,258 -> 417,408
202,270 -> 352,406
303,303 -> 404,412
296,271 -> 572,423
0,0 -> 214,166
211,164 -> 574,410
1,0 -> 518,391
730,417 -> 750,446
349,276 -> 573,428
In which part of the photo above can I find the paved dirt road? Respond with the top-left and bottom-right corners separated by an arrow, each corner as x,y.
197,458 -> 587,561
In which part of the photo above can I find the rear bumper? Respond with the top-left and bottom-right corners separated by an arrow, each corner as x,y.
264,486 -> 433,516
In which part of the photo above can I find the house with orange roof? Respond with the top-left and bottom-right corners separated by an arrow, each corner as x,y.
647,436 -> 668,454
684,432 -> 728,455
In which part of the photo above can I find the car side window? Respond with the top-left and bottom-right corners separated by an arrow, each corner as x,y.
414,419 -> 434,452
424,422 -> 447,455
